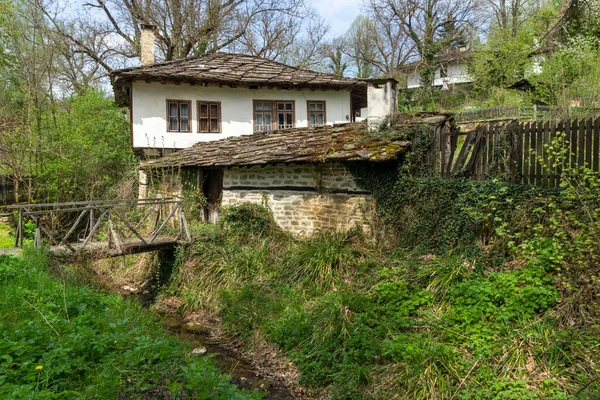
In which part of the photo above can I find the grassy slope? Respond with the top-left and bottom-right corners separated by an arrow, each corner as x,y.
163,204 -> 600,400
0,250 -> 261,399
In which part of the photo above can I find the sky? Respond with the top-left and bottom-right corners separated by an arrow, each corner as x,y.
309,0 -> 363,37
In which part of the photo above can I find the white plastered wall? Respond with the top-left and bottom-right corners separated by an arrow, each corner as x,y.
407,63 -> 473,89
131,82 -> 352,150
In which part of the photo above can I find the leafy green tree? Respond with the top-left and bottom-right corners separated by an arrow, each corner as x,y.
38,89 -> 135,202
530,35 -> 600,113
468,27 -> 533,93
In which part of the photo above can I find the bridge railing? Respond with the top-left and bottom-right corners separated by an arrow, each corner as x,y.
7,198 -> 190,254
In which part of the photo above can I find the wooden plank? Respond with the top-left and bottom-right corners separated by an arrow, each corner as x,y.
493,124 -> 500,175
542,121 -> 550,187
7,198 -> 175,211
446,129 -> 459,176
58,209 -> 88,246
515,122 -> 523,183
113,208 -> 148,245
453,131 -> 476,173
550,121 -> 559,187
536,121 -> 544,185
150,204 -> 180,244
463,132 -> 485,178
570,120 -> 578,169
439,126 -> 446,177
487,125 -> 494,173
523,122 -> 530,185
480,131 -> 488,178
594,117 -> 600,173
578,119 -> 586,169
586,118 -> 593,169
529,121 -> 537,184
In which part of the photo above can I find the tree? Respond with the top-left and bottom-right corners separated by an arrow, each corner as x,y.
35,0 -> 320,90
233,9 -> 330,69
327,46 -> 347,77
369,0 -> 479,87
341,15 -> 413,79
468,27 -> 533,92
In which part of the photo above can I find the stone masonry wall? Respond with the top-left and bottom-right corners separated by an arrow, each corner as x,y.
221,163 -> 373,236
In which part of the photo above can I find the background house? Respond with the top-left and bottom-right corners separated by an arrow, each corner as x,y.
402,50 -> 473,90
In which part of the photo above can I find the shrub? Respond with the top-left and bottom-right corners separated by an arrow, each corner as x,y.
218,203 -> 277,238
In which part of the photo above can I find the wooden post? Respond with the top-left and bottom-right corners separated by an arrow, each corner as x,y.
15,209 -> 22,248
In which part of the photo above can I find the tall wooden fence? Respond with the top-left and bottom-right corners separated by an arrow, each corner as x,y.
434,117 -> 600,187
0,175 -> 15,206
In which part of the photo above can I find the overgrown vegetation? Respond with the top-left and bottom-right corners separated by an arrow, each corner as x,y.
155,162 -> 600,399
0,250 -> 261,399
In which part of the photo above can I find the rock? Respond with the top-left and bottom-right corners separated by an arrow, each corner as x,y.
122,285 -> 138,293
183,322 -> 207,334
256,379 -> 271,390
192,346 -> 207,355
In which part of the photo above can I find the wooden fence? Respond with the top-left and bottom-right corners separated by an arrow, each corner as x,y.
434,117 -> 600,187
0,175 -> 15,206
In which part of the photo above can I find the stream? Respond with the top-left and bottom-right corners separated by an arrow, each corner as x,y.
120,288 -> 293,399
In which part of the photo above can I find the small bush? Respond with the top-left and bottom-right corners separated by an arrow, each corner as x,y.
218,203 -> 277,238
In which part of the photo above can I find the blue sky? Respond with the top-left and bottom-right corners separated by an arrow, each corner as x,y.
309,0 -> 363,37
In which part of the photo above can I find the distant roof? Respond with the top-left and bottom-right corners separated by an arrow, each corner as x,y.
112,52 -> 364,90
143,113 -> 453,169
399,49 -> 472,73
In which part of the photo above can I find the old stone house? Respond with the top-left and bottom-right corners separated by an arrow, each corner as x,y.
144,114 -> 454,235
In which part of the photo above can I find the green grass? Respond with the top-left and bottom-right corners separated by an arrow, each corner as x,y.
0,223 -> 14,248
0,250 -> 262,399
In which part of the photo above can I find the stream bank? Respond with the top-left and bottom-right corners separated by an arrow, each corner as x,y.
117,281 -> 300,400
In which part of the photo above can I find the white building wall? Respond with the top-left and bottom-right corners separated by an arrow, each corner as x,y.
131,82 -> 352,149
406,62 -> 473,89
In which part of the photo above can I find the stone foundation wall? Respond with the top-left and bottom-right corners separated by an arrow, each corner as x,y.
221,163 -> 373,236
224,164 -> 363,192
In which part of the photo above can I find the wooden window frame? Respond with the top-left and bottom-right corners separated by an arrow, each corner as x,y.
253,100 -> 296,132
166,99 -> 192,133
307,100 -> 326,127
197,101 -> 222,133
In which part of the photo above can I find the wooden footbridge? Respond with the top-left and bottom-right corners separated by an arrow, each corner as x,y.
7,198 -> 190,259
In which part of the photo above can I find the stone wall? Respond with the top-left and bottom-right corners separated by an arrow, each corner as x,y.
221,163 -> 373,236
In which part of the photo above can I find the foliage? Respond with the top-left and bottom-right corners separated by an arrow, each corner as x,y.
468,27 -> 534,95
38,90 -> 135,202
0,223 -> 13,248
156,186 -> 600,399
280,230 -> 365,293
351,162 -> 559,255
0,251 -> 261,399
529,35 -> 600,114
218,203 -> 278,238
518,131 -> 600,321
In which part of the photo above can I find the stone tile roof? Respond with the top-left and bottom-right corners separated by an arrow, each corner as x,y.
112,52 -> 364,90
143,113 -> 453,168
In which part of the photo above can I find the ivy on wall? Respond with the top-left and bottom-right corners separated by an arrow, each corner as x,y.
350,123 -> 560,255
